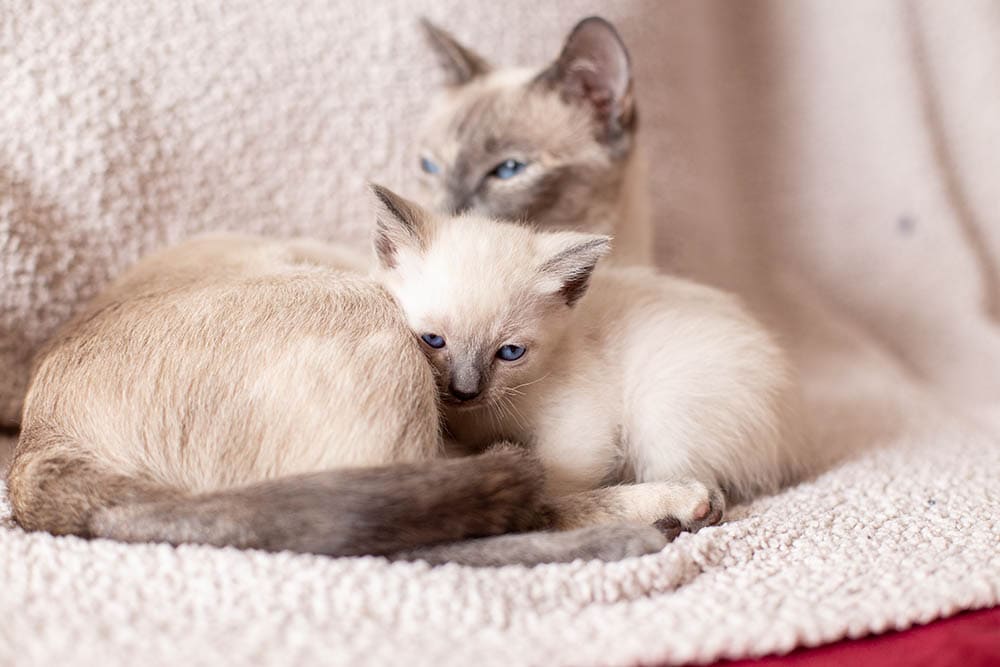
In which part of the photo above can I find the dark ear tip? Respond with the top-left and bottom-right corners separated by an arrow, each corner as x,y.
565,16 -> 629,55
419,17 -> 454,49
418,16 -> 438,35
419,17 -> 491,85
369,183 -> 402,212
574,16 -> 617,31
570,16 -> 622,38
369,181 -> 388,199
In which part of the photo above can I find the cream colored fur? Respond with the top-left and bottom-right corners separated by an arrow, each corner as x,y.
18,234 -> 441,492
376,192 -> 802,529
10,225 -> 670,563
416,18 -> 654,265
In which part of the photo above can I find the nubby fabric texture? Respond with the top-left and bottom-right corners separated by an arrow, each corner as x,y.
1,1 -> 999,665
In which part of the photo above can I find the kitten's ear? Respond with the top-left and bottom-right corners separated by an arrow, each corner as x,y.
537,233 -> 612,307
420,18 -> 492,86
370,184 -> 432,269
536,17 -> 635,139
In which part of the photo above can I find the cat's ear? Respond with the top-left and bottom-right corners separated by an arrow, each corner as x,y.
420,18 -> 492,86
536,233 -> 612,306
536,17 -> 635,139
370,184 -> 432,269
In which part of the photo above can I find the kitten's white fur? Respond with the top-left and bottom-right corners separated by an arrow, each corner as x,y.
376,191 -> 803,528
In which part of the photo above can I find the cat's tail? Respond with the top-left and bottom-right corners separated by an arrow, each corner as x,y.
8,439 -> 547,557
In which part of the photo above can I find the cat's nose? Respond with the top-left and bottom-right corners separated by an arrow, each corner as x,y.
448,383 -> 481,402
445,190 -> 473,216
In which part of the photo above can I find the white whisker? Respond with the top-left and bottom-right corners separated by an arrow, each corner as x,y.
508,373 -> 551,393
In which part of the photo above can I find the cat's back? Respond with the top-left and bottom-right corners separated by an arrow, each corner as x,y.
22,234 -> 439,491
584,266 -> 740,315
581,264 -> 802,497
581,264 -> 793,412
578,266 -> 760,351
32,234 -> 407,393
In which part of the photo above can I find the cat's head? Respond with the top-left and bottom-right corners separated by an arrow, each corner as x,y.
415,17 -> 636,230
371,184 -> 610,409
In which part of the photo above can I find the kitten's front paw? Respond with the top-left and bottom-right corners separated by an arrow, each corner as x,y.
685,486 -> 725,532
654,483 -> 725,538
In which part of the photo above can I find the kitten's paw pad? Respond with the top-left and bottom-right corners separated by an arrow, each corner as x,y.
682,487 -> 725,532
691,500 -> 711,522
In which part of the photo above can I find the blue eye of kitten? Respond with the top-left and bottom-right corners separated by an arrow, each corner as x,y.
421,333 -> 446,349
491,159 -> 527,180
420,157 -> 440,175
497,344 -> 526,361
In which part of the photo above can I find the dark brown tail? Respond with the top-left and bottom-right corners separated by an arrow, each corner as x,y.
9,444 -> 547,557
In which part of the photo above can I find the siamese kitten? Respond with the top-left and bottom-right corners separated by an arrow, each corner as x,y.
374,186 -> 804,531
7,233 -> 667,565
417,17 -> 653,265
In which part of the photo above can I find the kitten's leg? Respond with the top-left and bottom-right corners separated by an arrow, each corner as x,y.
389,523 -> 667,567
548,480 -> 725,536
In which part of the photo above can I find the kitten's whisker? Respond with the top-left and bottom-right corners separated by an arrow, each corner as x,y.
498,392 -> 527,431
509,373 -> 551,393
487,401 -> 500,432
493,397 -> 510,426
508,399 -> 528,431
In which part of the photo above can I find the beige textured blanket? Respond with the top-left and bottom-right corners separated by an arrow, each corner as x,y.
2,1 -> 999,664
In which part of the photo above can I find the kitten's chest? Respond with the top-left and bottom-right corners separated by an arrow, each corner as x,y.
444,372 -> 623,479
445,395 -> 540,451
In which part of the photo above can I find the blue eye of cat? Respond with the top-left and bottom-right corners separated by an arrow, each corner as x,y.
421,333 -> 446,349
490,159 -> 527,180
496,344 -> 526,361
420,157 -> 440,175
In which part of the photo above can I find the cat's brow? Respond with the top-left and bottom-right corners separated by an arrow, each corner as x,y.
452,91 -> 500,138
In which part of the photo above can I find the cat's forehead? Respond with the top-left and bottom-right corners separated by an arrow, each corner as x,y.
398,277 -> 530,346
431,69 -> 534,130
429,218 -> 539,282
422,68 -> 594,161
408,219 -> 543,317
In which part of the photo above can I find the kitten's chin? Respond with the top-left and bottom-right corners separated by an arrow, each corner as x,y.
443,399 -> 486,412
441,395 -> 496,412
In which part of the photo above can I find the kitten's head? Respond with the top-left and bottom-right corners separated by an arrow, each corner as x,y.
415,17 -> 636,229
371,184 -> 610,409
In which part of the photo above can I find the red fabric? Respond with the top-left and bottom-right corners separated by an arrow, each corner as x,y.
711,607 -> 1000,667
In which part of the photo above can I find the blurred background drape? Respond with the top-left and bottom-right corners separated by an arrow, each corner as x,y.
2,1 -> 999,428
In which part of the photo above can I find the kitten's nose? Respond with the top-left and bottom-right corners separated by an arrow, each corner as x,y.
448,383 -> 481,402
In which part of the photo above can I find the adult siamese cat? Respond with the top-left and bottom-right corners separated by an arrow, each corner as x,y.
373,186 -> 804,531
7,233 -> 667,566
417,17 -> 653,265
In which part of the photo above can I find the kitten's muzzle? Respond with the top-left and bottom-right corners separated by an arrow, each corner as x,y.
448,362 -> 483,403
448,383 -> 482,403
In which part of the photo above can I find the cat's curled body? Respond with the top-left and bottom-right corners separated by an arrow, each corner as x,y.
8,232 -> 668,564
374,187 -> 804,530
